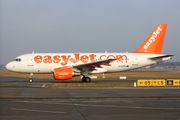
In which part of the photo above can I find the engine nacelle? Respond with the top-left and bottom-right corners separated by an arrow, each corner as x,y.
53,68 -> 73,80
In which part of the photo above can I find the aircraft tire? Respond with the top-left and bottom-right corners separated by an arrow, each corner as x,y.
86,77 -> 91,83
81,76 -> 91,83
82,76 -> 86,82
29,79 -> 33,83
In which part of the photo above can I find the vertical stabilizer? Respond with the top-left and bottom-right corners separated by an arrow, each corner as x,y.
133,24 -> 167,54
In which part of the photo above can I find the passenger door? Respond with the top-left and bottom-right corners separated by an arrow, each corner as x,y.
27,55 -> 33,66
132,55 -> 138,65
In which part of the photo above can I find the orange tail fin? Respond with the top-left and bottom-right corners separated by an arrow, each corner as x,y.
133,24 -> 167,54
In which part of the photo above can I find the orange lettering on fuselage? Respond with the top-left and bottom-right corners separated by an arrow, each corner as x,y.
34,54 -> 128,66
43,55 -> 52,63
89,54 -> 96,62
70,54 -> 80,63
80,55 -> 89,63
61,55 -> 71,66
53,55 -> 60,63
116,55 -> 128,63
34,55 -> 43,63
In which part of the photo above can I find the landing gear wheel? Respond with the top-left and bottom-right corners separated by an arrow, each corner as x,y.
82,76 -> 91,83
29,79 -> 33,83
82,76 -> 86,82
29,73 -> 33,83
86,77 -> 91,83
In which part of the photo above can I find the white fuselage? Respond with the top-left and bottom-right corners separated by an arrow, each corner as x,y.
6,53 -> 172,74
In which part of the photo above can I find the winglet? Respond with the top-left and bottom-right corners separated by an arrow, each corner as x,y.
133,24 -> 167,54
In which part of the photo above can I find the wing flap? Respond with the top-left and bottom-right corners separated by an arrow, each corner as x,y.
73,59 -> 116,69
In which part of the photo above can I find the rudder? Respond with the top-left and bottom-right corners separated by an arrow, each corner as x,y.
133,24 -> 167,54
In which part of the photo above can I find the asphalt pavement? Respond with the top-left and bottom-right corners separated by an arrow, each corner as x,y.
0,76 -> 180,120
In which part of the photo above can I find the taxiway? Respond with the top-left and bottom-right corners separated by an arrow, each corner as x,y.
0,76 -> 180,120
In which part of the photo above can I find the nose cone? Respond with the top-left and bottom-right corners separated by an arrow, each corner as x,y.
6,62 -> 13,71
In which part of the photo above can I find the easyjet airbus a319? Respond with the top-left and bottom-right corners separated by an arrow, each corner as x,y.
6,24 -> 173,83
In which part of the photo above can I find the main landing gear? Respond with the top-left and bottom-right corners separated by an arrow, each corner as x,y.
81,76 -> 91,83
29,73 -> 33,83
28,73 -> 91,83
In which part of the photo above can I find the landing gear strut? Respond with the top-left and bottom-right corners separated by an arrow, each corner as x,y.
29,73 -> 33,83
82,76 -> 91,83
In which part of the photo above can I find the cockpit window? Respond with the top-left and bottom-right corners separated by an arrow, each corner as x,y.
13,58 -> 21,62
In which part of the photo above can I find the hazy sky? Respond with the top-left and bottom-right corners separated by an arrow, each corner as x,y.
1,0 -> 180,65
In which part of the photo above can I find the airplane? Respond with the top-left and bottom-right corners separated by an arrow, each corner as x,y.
6,24 -> 173,83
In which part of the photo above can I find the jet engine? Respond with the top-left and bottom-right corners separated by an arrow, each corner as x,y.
53,68 -> 73,80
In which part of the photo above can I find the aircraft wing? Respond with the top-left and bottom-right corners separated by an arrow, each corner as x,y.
73,59 -> 116,69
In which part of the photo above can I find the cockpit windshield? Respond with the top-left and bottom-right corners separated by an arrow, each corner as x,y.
13,58 -> 21,62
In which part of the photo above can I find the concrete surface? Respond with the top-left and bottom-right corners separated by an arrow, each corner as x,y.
0,76 -> 180,120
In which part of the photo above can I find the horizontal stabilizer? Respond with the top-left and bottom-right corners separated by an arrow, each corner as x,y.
148,55 -> 174,60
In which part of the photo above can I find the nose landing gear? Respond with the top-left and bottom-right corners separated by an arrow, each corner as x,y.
29,73 -> 33,83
